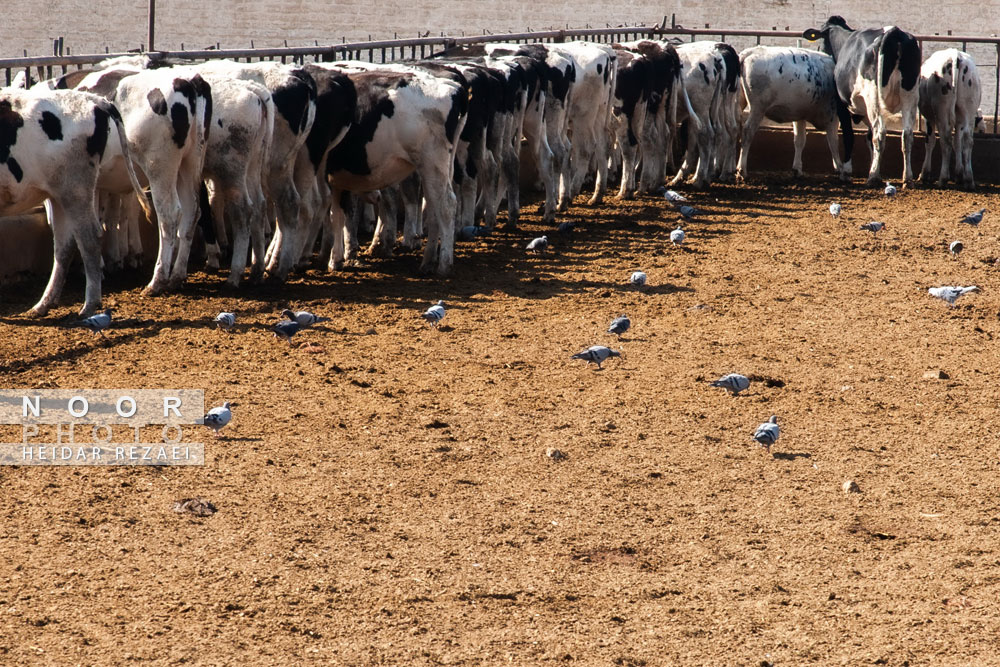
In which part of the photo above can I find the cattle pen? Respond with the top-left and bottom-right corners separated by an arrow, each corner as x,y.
5,18 -> 1000,137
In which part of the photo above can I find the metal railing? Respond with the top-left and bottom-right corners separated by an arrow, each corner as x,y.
4,19 -> 1000,132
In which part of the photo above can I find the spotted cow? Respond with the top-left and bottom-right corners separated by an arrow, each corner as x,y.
737,46 -> 854,182
918,48 -> 982,189
0,87 -> 146,315
803,16 -> 921,187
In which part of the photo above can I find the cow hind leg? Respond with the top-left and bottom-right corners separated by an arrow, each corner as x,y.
820,120 -> 847,181
918,119 -> 938,184
736,108 -> 764,183
419,165 -> 457,277
791,121 -> 808,177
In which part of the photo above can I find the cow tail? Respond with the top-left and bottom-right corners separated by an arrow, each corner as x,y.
950,50 -> 960,96
679,76 -> 701,133
106,101 -> 154,222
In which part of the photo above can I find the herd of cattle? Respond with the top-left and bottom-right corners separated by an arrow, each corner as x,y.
0,15 -> 986,316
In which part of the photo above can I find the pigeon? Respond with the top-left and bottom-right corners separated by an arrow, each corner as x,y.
73,309 -> 113,337
526,235 -> 548,253
421,300 -> 446,327
272,319 -> 301,343
710,373 -> 751,396
213,312 -> 236,331
629,271 -> 647,287
458,225 -> 490,241
203,401 -> 232,438
571,345 -> 621,369
662,188 -> 687,204
959,208 -> 986,227
928,285 -> 979,306
557,220 -> 576,236
829,202 -> 842,218
281,309 -> 328,327
949,240 -> 964,256
670,226 -> 686,246
753,415 -> 780,452
677,205 -> 699,221
608,314 -> 631,339
884,182 -> 897,198
860,221 -> 885,237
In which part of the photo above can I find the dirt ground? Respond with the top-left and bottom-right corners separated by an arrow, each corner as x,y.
2,175 -> 1000,665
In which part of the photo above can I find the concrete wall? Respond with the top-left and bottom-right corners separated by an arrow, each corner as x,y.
1,1 -> 994,56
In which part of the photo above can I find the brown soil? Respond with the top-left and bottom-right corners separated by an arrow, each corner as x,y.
2,175 -> 1000,665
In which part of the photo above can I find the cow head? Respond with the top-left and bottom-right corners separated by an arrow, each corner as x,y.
802,16 -> 855,59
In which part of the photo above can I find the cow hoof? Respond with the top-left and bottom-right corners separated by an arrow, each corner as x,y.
865,177 -> 883,188
143,283 -> 165,296
224,278 -> 241,289
27,304 -> 51,318
587,195 -> 603,206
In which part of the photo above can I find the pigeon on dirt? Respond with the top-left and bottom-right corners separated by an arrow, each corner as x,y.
670,226 -> 686,246
753,415 -> 780,452
281,309 -> 327,327
608,314 -> 631,339
959,208 -> 986,227
458,225 -> 490,241
677,205 -> 699,221
710,373 -> 751,396
73,309 -> 113,337
928,285 -> 979,306
662,188 -> 688,204
860,221 -> 885,237
829,202 -> 842,218
526,235 -> 549,253
949,240 -> 964,256
272,320 -> 300,343
557,220 -> 576,236
203,401 -> 232,437
630,271 -> 647,287
421,300 -> 446,327
884,182 -> 897,198
213,312 -> 236,330
571,345 -> 621,369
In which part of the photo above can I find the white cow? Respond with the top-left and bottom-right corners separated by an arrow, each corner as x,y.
0,87 -> 146,315
918,48 -> 982,189
737,46 -> 854,182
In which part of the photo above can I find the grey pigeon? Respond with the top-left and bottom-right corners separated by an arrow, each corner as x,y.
272,320 -> 300,343
73,309 -> 113,337
421,300 -> 446,327
829,202 -> 841,218
710,373 -> 750,396
526,235 -> 548,253
214,312 -> 236,330
571,345 -> 621,369
677,205 -> 699,221
860,221 -> 885,237
662,188 -> 687,204
557,220 -> 576,236
458,225 -> 490,241
949,240 -> 964,256
670,226 -> 686,246
753,415 -> 780,452
608,314 -> 631,339
281,309 -> 327,327
928,285 -> 979,306
959,208 -> 986,227
884,182 -> 897,198
203,402 -> 232,437
629,271 -> 647,287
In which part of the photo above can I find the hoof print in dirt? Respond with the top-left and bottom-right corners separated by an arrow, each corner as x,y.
173,498 -> 218,517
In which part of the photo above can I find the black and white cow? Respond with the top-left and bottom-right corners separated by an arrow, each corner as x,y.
0,88 -> 146,315
315,63 -> 468,276
803,16 -> 921,187
193,61 -> 319,280
614,39 -> 690,194
737,46 -> 854,182
670,41 -> 738,189
192,71 -> 274,286
918,48 -> 982,189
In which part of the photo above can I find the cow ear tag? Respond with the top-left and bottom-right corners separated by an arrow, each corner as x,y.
802,29 -> 821,41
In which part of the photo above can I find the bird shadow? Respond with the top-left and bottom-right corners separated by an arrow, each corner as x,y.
772,451 -> 812,461
220,436 -> 263,443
